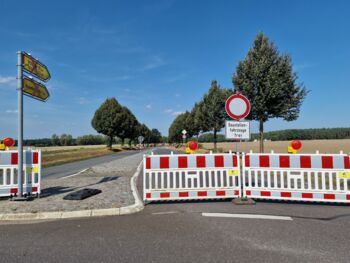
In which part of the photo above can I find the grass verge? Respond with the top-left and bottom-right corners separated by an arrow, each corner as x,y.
42,146 -> 136,167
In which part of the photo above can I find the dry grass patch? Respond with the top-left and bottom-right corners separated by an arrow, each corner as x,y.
42,146 -> 133,167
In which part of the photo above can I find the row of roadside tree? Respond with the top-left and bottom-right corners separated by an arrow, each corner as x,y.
169,32 -> 307,152
92,98 -> 162,148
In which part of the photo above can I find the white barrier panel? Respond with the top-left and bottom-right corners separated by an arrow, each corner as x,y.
242,152 -> 350,203
143,152 -> 241,202
0,150 -> 41,197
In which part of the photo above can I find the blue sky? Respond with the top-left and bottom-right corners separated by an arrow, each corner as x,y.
0,0 -> 350,139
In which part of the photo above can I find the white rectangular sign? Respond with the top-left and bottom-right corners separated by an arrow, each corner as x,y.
225,120 -> 250,140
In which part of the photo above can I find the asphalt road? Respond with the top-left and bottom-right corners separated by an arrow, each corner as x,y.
1,147 -> 349,262
42,148 -> 153,179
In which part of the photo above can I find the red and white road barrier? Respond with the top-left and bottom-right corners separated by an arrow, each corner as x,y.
143,152 -> 241,202
0,150 -> 41,197
242,152 -> 350,203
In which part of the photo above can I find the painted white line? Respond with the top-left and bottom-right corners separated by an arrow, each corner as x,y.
152,211 -> 178,215
60,168 -> 89,179
202,213 -> 293,221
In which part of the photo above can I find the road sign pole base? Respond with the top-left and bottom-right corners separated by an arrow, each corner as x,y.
233,197 -> 256,205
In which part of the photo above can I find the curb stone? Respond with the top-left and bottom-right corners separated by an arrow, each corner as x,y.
0,161 -> 144,221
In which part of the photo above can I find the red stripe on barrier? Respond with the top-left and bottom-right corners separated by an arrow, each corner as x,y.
322,156 -> 333,169
146,193 -> 151,199
324,194 -> 335,200
302,193 -> 313,199
281,192 -> 292,198
347,195 -> 350,200
260,191 -> 271,197
279,156 -> 290,168
245,155 -> 250,167
33,152 -> 39,164
160,192 -> 170,198
197,191 -> 207,197
233,155 -> 238,167
196,156 -> 206,168
32,187 -> 38,192
179,192 -> 189,197
146,157 -> 151,169
214,155 -> 224,167
246,190 -> 251,196
344,156 -> 350,169
216,191 -> 225,196
234,190 -> 240,196
11,153 -> 18,165
259,156 -> 270,167
160,157 -> 169,169
178,156 -> 188,168
10,188 -> 18,194
300,156 -> 311,168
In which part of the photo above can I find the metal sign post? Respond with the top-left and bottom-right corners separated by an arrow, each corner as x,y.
13,51 -> 51,200
17,51 -> 24,199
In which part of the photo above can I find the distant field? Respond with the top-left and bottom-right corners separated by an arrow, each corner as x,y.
201,139 -> 350,154
26,145 -> 136,167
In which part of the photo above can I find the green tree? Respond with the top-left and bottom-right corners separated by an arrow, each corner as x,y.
138,123 -> 151,146
193,80 -> 231,150
51,134 -> 60,146
168,112 -> 190,143
233,33 -> 308,152
91,98 -> 124,148
150,128 -> 162,146
118,106 -> 139,146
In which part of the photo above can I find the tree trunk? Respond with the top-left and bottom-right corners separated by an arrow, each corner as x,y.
213,128 -> 217,151
121,138 -> 125,146
108,136 -> 113,149
259,120 -> 264,153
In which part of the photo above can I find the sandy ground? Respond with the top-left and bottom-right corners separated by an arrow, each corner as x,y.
201,139 -> 350,154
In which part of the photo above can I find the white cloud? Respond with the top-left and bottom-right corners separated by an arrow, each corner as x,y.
164,109 -> 173,113
142,56 -> 166,71
172,111 -> 184,116
77,97 -> 89,105
146,104 -> 152,109
5,109 -> 18,114
0,76 -> 16,87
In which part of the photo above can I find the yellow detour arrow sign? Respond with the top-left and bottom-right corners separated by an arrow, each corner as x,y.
22,52 -> 51,81
23,77 -> 50,102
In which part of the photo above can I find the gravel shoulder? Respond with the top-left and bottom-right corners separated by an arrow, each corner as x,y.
0,152 -> 145,214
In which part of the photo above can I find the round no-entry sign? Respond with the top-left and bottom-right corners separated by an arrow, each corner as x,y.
225,93 -> 251,121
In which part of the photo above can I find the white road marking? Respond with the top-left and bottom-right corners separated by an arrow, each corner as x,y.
202,213 -> 293,221
152,211 -> 179,215
60,168 -> 89,179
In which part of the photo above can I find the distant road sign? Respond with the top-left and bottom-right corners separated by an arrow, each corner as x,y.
138,136 -> 144,144
225,120 -> 250,140
22,52 -> 51,82
225,93 -> 251,121
23,77 -> 50,102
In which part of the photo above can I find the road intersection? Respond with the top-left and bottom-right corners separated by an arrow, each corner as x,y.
0,147 -> 349,262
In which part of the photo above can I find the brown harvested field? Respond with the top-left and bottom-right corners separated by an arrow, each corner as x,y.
201,139 -> 350,154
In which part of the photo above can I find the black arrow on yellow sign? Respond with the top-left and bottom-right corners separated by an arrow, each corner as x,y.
22,76 -> 50,102
22,52 -> 51,82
